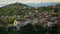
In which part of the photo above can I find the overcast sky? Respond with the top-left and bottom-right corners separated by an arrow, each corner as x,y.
0,0 -> 60,4
0,0 -> 60,7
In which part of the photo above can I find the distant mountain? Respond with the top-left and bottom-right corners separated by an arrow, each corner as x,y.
0,4 -> 6,7
25,2 -> 60,7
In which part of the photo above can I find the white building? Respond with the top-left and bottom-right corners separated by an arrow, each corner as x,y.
13,20 -> 27,30
13,18 -> 38,30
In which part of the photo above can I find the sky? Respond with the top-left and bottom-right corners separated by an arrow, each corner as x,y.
0,0 -> 60,7
0,0 -> 60,4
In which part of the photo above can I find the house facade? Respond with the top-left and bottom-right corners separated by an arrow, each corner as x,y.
13,18 -> 38,30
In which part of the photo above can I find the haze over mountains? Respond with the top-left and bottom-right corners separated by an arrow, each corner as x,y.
26,2 -> 60,7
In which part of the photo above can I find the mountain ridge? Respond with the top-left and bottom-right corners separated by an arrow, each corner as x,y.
25,2 -> 60,7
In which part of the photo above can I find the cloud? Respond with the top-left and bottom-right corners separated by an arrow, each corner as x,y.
0,0 -> 60,4
18,0 -> 60,3
0,0 -> 18,4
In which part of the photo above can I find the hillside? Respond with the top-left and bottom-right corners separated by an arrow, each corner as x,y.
0,3 -> 34,16
0,2 -> 60,16
0,2 -> 60,34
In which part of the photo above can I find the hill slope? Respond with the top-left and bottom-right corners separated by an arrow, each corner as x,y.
0,3 -> 34,16
0,2 -> 60,16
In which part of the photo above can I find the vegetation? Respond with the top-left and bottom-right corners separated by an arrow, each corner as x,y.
0,3 -> 60,34
0,23 -> 60,34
